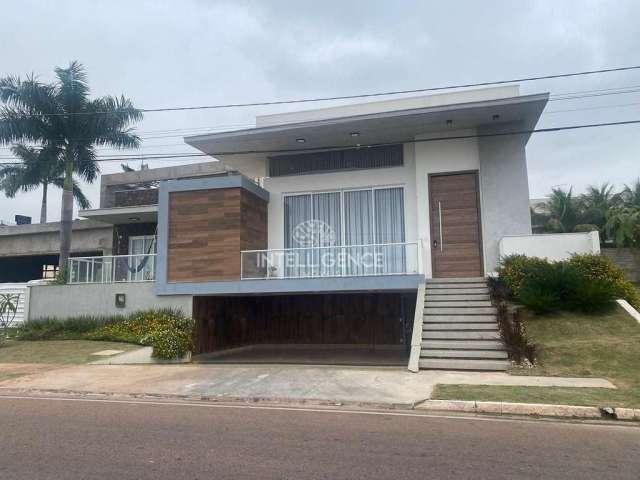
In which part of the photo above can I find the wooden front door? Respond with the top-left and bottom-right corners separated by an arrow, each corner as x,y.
429,172 -> 483,278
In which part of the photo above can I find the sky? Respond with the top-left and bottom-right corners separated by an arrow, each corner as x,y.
1,0 -> 639,222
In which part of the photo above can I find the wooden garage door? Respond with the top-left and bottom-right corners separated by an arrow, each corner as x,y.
429,172 -> 483,278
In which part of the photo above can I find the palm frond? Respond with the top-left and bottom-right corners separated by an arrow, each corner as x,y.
54,61 -> 89,113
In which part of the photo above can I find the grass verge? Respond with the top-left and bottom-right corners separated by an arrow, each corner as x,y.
433,306 -> 640,408
0,340 -> 139,365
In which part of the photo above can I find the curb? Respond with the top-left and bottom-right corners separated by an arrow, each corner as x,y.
416,399 -> 640,421
0,387 -> 418,411
2,387 -> 639,422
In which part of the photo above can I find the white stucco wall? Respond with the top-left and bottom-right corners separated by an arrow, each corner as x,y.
262,130 -> 485,278
27,282 -> 193,320
499,232 -> 601,263
478,124 -> 533,273
263,143 -> 419,252
414,129 -> 481,277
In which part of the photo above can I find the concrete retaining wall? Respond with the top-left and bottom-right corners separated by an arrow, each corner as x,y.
499,231 -> 600,263
602,248 -> 640,283
27,282 -> 192,320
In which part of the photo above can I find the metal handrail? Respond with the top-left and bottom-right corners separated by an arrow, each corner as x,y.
68,253 -> 157,284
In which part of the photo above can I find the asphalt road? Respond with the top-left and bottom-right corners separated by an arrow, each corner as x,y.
0,396 -> 638,479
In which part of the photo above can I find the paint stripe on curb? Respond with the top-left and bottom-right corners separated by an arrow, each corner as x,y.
416,400 -> 640,420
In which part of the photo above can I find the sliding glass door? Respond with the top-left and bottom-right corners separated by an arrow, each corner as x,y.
284,186 -> 405,277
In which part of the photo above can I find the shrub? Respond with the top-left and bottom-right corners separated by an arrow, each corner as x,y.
19,316 -> 114,340
567,254 -> 640,309
21,309 -> 194,360
88,309 -> 194,360
497,254 -> 549,297
498,253 -> 634,313
495,304 -> 537,365
564,277 -> 618,313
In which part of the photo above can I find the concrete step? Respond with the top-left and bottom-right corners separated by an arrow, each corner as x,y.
426,277 -> 486,284
423,314 -> 497,323
426,287 -> 489,295
422,340 -> 505,350
424,307 -> 497,315
424,330 -> 501,340
426,294 -> 490,301
419,358 -> 510,371
420,349 -> 508,359
423,323 -> 498,331
424,300 -> 493,308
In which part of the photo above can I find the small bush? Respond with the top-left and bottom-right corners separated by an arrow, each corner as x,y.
88,309 -> 194,360
21,309 -> 194,360
498,253 -> 635,313
568,254 -> 640,309
564,277 -> 618,313
20,316 -> 114,340
497,255 -> 549,297
495,304 -> 537,365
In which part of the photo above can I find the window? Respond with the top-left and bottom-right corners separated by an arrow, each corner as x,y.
283,186 -> 406,276
42,264 -> 59,279
128,235 -> 157,281
269,144 -> 403,177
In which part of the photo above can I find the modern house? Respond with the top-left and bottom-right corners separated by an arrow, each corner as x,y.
9,85 -> 595,370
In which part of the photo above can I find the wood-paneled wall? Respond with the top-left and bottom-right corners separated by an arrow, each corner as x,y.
167,187 -> 267,283
192,293 -> 416,353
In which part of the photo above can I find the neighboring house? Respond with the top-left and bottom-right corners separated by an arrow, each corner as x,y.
8,85 -> 600,371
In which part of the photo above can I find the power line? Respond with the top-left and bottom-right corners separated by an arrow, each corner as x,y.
1,118 -> 639,166
3,82 -> 640,151
6,64 -> 640,117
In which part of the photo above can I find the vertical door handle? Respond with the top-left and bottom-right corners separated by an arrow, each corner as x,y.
438,201 -> 443,252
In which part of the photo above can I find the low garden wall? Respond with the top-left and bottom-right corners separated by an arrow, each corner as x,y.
27,282 -> 193,320
601,248 -> 640,284
499,232 -> 600,263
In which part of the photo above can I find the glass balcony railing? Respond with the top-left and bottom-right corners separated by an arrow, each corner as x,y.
68,254 -> 157,284
240,242 -> 419,280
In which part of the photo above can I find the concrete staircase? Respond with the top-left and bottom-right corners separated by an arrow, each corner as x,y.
419,277 -> 509,371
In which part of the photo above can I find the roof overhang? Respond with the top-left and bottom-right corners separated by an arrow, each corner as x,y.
79,205 -> 158,225
184,93 -> 549,177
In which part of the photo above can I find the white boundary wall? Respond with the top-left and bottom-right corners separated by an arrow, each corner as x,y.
499,231 -> 600,264
27,282 -> 192,321
0,283 -> 28,324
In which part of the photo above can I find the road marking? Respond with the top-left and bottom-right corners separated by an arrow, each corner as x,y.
0,394 -> 637,430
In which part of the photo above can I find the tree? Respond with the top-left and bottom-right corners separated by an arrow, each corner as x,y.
579,183 -> 620,231
0,144 -> 90,223
545,187 -> 580,233
605,207 -> 640,247
621,178 -> 640,208
0,61 -> 142,268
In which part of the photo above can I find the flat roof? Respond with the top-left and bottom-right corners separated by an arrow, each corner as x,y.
79,205 -> 158,225
184,92 -> 549,177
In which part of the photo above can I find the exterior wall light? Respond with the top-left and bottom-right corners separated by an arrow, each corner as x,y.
296,138 -> 306,143
350,132 -> 360,137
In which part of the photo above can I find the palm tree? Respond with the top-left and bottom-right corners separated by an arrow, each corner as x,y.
545,187 -> 580,233
0,61 -> 142,268
621,178 -> 640,208
579,183 -> 620,230
0,144 -> 91,223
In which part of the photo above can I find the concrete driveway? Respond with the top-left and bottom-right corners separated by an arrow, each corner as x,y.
0,363 -> 615,407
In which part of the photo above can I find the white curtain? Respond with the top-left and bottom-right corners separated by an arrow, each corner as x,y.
374,187 -> 405,274
284,187 -> 405,277
344,190 -> 374,275
284,194 -> 312,277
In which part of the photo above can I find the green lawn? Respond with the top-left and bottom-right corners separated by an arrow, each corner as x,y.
433,306 -> 640,408
0,340 -> 139,365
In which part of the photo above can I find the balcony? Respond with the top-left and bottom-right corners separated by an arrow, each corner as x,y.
68,254 -> 157,284
240,242 -> 420,280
